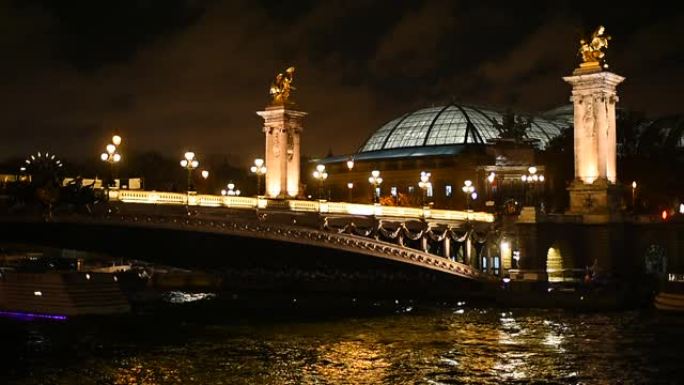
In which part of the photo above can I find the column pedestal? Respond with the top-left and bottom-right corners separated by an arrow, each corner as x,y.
567,178 -> 623,223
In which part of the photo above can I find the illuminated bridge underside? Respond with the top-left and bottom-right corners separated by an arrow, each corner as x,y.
5,213 -> 483,281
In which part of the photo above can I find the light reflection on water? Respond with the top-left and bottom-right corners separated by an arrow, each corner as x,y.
1,306 -> 682,384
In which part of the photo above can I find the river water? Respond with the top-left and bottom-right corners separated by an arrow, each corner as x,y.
1,301 -> 682,385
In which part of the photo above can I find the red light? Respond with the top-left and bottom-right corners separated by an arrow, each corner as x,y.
662,210 -> 668,220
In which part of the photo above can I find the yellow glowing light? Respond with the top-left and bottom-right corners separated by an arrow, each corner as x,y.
112,135 -> 122,146
346,159 -> 354,170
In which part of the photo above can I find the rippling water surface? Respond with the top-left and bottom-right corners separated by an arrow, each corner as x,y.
1,303 -> 682,384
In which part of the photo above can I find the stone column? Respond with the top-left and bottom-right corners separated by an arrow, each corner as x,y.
257,106 -> 307,199
563,70 -> 624,184
563,67 -> 624,219
286,130 -> 302,197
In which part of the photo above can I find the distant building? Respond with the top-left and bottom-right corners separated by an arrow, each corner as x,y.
315,103 -> 568,211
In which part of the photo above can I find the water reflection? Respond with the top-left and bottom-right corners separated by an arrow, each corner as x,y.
312,340 -> 389,383
1,308 -> 682,384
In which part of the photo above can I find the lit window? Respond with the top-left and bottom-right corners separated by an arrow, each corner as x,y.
408,186 -> 415,194
427,184 -> 433,197
391,187 -> 398,197
445,185 -> 452,197
34,291 -> 42,296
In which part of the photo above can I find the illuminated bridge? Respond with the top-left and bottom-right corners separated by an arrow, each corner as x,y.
0,191 -> 498,298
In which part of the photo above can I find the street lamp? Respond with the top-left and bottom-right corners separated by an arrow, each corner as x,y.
312,164 -> 328,200
486,172 -> 496,203
250,158 -> 267,196
368,170 -> 383,204
631,181 -> 637,211
418,171 -> 432,207
462,179 -> 476,211
521,166 -> 544,206
221,183 -> 241,196
180,151 -> 199,192
100,135 -> 122,189
346,158 -> 354,203
346,158 -> 355,172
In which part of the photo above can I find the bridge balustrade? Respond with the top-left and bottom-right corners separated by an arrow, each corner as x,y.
109,190 -> 494,224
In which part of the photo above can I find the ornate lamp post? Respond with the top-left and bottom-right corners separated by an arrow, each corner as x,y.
100,135 -> 122,189
180,151 -> 199,192
418,171 -> 432,207
221,183 -> 241,196
346,158 -> 354,202
312,164 -> 328,200
462,179 -> 476,211
250,158 -> 267,196
521,166 -> 544,206
486,171 -> 496,202
368,170 -> 383,204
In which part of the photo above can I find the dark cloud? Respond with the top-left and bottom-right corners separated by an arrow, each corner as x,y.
1,1 -> 683,166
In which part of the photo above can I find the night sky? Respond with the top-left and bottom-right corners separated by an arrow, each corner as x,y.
2,1 -> 683,165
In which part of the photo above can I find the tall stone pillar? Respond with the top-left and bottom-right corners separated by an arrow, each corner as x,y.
563,64 -> 624,220
256,106 -> 306,198
287,130 -> 301,197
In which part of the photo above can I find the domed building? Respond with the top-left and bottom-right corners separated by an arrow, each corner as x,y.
315,103 -> 571,211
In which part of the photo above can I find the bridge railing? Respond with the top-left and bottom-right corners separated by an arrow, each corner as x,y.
109,190 -> 494,223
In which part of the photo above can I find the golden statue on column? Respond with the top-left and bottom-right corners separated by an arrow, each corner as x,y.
578,26 -> 611,70
259,66 -> 306,198
269,66 -> 296,106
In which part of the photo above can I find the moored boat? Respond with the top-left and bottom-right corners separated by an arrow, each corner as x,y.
654,273 -> 684,312
0,270 -> 130,318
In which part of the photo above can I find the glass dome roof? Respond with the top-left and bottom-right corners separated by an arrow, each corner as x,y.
360,104 -> 568,152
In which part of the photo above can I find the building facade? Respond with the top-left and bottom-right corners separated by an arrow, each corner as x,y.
315,103 -> 568,212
